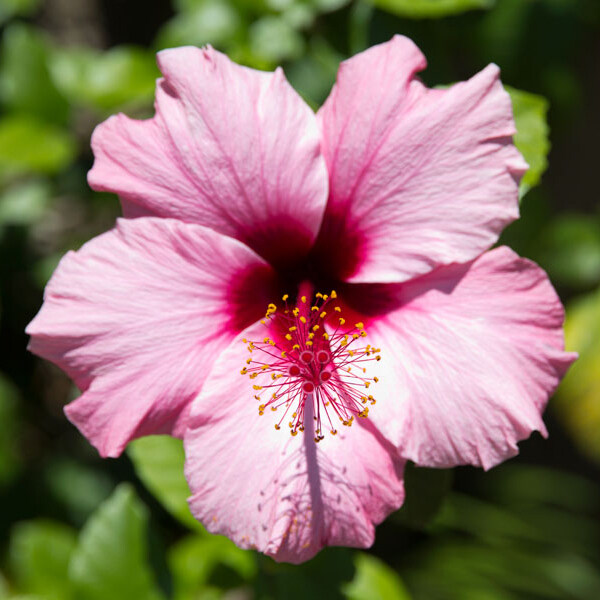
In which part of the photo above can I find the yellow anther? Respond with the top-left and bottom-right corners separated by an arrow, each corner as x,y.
291,431 -> 298,437
282,294 -> 289,301
259,404 -> 265,411
260,319 -> 266,325
293,308 -> 300,317
289,326 -> 297,332
263,337 -> 270,344
249,373 -> 258,379
274,424 -> 280,430
364,382 -> 371,389
334,306 -> 342,312
374,376 -> 379,383
246,358 -> 252,364
271,406 -> 277,411
355,322 -> 364,330
285,333 -> 293,341
375,355 -> 381,361
242,338 -> 247,343
322,332 -> 329,340
348,350 -> 355,357
267,303 -> 277,312
311,306 -> 319,311
308,333 -> 315,340
339,317 -> 346,325
320,311 -> 327,319
281,351 -> 287,358
360,331 -> 367,337
301,295 -> 307,303
323,294 -> 329,301
253,385 -> 262,390
331,429 -> 337,435
306,340 -> 313,346
352,333 -> 359,339
299,316 -> 307,324
261,365 -> 268,371
292,344 -> 300,350
312,324 -> 320,331
240,368 -> 247,375
316,292 -> 323,298
331,290 -> 337,299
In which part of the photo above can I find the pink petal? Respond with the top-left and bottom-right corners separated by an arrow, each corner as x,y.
317,35 -> 527,283
184,324 -> 405,563
26,218 -> 275,458
88,46 -> 328,267
360,246 -> 576,469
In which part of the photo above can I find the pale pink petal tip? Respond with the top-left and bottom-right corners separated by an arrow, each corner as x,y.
88,44 -> 328,267
318,35 -> 527,284
184,324 -> 405,563
363,246 -> 576,470
26,218 -> 272,457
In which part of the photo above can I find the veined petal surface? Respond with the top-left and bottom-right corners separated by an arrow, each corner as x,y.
359,246 -> 576,469
27,218 -> 274,457
317,35 -> 527,283
184,324 -> 405,563
88,46 -> 328,266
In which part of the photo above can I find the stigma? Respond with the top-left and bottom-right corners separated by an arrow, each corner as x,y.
240,289 -> 381,442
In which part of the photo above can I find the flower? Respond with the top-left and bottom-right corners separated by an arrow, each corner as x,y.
26,36 -> 576,563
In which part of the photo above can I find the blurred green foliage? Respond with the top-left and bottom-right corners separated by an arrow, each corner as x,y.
0,0 -> 599,598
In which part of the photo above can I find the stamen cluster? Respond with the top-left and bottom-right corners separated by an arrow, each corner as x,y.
240,290 -> 381,441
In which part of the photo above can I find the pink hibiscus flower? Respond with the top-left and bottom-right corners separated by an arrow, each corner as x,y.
27,36 -> 575,563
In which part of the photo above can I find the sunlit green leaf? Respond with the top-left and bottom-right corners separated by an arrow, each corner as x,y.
0,180 -> 51,227
9,520 -> 77,600
343,554 -> 412,600
249,16 -> 305,63
50,46 -> 158,112
156,0 -> 242,50
128,435 -> 201,530
0,0 -> 40,25
0,24 -> 69,125
505,86 -> 550,198
533,214 -> 600,289
554,288 -> 600,462
371,0 -> 495,19
69,484 -> 165,600
169,534 -> 257,599
0,115 -> 76,183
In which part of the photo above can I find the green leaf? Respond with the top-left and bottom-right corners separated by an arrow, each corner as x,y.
69,484 -> 165,600
554,288 -> 600,462
0,115 -> 76,183
249,16 -> 305,63
505,86 -> 550,198
0,24 -> 69,125
155,0 -> 242,50
128,435 -> 201,530
394,463 -> 453,529
0,180 -> 51,227
169,534 -> 257,599
343,554 -> 412,600
50,46 -> 159,113
371,0 -> 495,19
532,214 -> 600,290
43,458 -> 113,525
0,0 -> 41,25
9,520 -> 77,600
